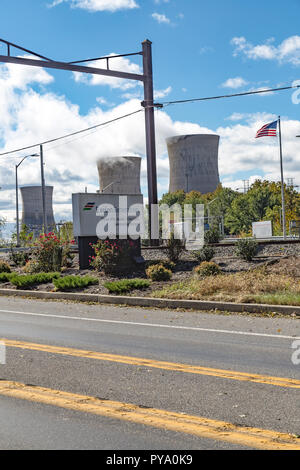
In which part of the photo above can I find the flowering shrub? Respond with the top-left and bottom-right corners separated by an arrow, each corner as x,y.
89,239 -> 137,274
31,232 -> 75,272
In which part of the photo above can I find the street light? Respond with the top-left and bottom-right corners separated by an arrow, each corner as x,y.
15,153 -> 39,246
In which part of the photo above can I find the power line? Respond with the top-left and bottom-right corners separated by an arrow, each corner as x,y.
159,84 -> 300,107
0,83 -> 299,158
0,109 -> 143,157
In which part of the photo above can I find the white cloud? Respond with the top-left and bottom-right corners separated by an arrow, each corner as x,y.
0,61 -> 300,227
49,0 -> 139,11
231,35 -> 300,65
154,86 -> 172,99
152,12 -> 170,24
221,77 -> 248,89
73,54 -> 142,90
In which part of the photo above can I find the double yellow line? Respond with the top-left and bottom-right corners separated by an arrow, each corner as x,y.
3,338 -> 300,389
0,380 -> 299,450
1,338 -> 300,450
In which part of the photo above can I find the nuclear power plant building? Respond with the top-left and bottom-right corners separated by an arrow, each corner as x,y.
21,186 -> 56,231
166,134 -> 220,194
97,156 -> 142,194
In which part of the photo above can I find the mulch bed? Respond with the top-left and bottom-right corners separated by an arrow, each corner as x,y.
0,243 -> 299,296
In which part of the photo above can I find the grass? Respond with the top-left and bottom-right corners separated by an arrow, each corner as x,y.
251,293 -> 300,306
104,279 -> 150,295
53,275 -> 98,291
151,269 -> 300,306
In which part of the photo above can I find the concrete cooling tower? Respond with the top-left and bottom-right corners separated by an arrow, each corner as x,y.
97,156 -> 141,195
167,134 -> 220,194
21,186 -> 56,231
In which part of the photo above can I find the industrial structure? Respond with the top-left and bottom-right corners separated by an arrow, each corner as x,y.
20,186 -> 55,233
97,156 -> 142,194
166,134 -> 220,194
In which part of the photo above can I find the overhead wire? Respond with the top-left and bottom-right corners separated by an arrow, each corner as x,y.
0,109 -> 144,157
0,82 -> 299,158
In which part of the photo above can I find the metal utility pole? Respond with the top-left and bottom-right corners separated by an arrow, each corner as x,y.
0,37 -> 159,245
278,116 -> 287,240
15,153 -> 39,246
40,145 -> 47,234
142,40 -> 159,245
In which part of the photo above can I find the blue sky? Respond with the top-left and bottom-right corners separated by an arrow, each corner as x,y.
1,0 -> 300,227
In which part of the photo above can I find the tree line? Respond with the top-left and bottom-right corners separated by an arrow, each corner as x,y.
159,180 -> 300,236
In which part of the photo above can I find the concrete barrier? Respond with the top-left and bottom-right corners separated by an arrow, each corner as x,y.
0,288 -> 299,316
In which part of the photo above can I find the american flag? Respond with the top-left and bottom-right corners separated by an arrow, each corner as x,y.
255,120 -> 278,138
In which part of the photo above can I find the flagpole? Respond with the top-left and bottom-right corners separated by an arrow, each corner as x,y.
278,116 -> 287,240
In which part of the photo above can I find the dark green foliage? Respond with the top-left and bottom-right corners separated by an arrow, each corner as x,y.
53,275 -> 98,291
163,231 -> 185,262
104,279 -> 150,294
0,272 -> 15,283
9,249 -> 30,267
146,264 -> 172,281
235,238 -> 258,261
10,272 -> 61,289
193,246 -> 215,262
204,227 -> 220,244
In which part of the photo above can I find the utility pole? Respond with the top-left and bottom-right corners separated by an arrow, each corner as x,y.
15,165 -> 19,246
278,116 -> 287,240
0,38 -> 160,244
142,40 -> 159,245
40,144 -> 47,234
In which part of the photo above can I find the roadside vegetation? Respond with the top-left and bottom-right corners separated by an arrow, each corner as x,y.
151,268 -> 300,306
159,180 -> 300,237
10,273 -> 61,289
53,275 -> 98,291
104,279 -> 150,294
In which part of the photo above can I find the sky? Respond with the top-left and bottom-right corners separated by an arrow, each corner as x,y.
1,0 -> 300,230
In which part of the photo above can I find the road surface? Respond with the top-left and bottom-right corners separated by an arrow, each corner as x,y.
0,296 -> 299,450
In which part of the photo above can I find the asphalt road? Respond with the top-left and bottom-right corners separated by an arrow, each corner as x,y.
0,296 -> 299,450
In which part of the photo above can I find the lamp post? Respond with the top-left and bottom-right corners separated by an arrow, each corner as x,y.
15,153 -> 39,246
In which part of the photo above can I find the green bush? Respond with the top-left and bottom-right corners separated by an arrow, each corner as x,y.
0,261 -> 11,273
146,260 -> 176,271
194,261 -> 221,277
235,238 -> 258,261
163,231 -> 185,263
0,272 -> 15,283
10,272 -> 61,289
192,246 -> 215,262
104,279 -> 150,294
53,275 -> 98,291
204,227 -> 221,244
146,264 -> 172,281
9,248 -> 30,267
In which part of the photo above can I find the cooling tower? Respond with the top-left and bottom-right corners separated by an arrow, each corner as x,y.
20,186 -> 56,231
167,134 -> 220,194
97,156 -> 141,195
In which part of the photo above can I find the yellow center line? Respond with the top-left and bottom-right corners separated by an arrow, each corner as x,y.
2,338 -> 300,389
0,380 -> 299,450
